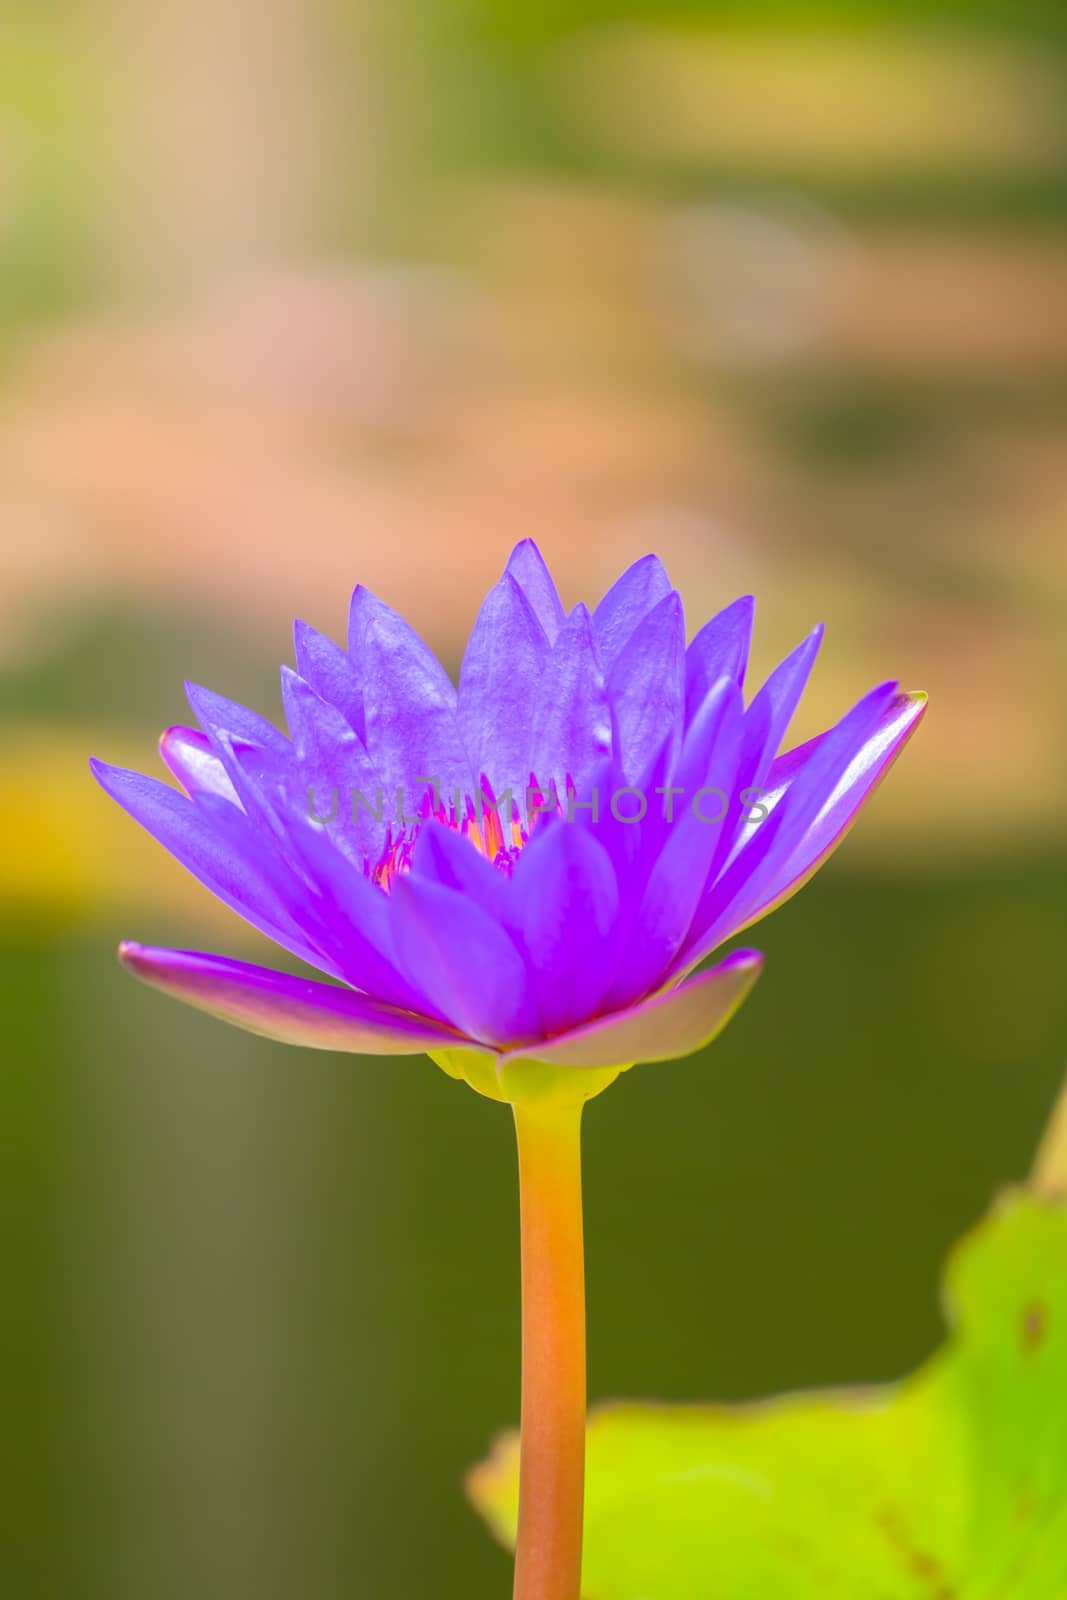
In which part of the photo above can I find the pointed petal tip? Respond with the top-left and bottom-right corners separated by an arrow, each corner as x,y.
504,541 -> 565,641
695,679 -> 929,959
895,687 -> 929,731
158,723 -> 199,756
182,679 -> 212,721
503,538 -> 554,588
626,551 -> 669,578
887,685 -> 928,725
114,943 -> 470,1054
89,754 -> 131,791
783,619 -> 824,663
346,581 -> 377,637
723,592 -> 756,625
507,536 -> 544,561
720,946 -> 764,974
118,940 -> 160,982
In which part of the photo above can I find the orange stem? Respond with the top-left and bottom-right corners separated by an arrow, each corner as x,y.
512,1098 -> 587,1600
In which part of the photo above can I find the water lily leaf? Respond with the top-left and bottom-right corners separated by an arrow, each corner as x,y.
469,1190 -> 1067,1598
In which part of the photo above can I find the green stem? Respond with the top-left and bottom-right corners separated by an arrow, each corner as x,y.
511,1098 -> 587,1600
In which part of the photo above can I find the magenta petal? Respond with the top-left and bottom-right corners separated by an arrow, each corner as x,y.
752,624 -> 824,769
735,688 -> 928,931
605,679 -> 744,1008
701,624 -> 823,888
528,602 -> 612,802
159,725 -> 241,804
509,820 -> 619,1036
500,949 -> 763,1069
458,572 -> 550,802
119,944 -> 468,1053
185,681 -> 290,755
593,553 -> 672,671
182,690 -> 294,837
349,584 -> 471,800
293,619 -> 366,741
606,589 -> 686,785
673,686 -> 926,980
685,594 -> 755,718
389,873 -> 539,1046
504,539 -> 565,644
409,819 -> 509,919
253,810 -> 442,1016
89,758 -> 335,974
280,666 -> 386,863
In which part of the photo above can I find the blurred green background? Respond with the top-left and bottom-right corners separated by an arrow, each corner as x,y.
2,2 -> 1066,1595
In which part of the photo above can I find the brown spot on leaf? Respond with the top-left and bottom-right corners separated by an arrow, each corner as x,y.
1022,1300 -> 1048,1353
875,1505 -> 954,1595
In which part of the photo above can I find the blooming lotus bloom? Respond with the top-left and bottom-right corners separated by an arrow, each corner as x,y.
91,541 -> 925,1094
93,541 -> 926,1600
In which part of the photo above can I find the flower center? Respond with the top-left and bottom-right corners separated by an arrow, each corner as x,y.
372,779 -> 547,890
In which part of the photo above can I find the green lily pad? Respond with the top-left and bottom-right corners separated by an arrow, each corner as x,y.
469,1190 -> 1067,1598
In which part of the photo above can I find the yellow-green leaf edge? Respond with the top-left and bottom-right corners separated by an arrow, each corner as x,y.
469,1184 -> 1067,1598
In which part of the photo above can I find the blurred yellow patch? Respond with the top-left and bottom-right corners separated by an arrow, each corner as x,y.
555,27 -> 1063,173
0,726 -> 245,938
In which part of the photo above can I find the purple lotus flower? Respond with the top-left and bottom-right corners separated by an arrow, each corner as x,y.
91,541 -> 925,1087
